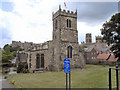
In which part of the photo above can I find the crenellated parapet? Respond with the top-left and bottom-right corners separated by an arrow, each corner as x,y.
96,35 -> 102,40
33,41 -> 49,50
52,5 -> 77,20
86,33 -> 92,44
95,35 -> 106,43
12,40 -> 49,51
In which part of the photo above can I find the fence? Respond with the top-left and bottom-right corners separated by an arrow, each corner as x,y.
109,65 -> 120,90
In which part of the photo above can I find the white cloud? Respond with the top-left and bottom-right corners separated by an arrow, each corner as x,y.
77,22 -> 103,43
0,0 -> 105,47
0,0 -> 62,46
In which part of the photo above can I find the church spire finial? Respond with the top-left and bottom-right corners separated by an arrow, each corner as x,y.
75,9 -> 77,14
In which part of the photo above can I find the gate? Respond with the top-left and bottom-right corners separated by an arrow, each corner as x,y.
109,65 -> 120,90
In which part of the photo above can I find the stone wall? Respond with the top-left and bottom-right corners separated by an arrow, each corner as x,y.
16,6 -> 86,72
52,6 -> 85,71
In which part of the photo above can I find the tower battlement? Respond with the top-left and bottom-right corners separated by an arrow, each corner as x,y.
96,35 -> 102,38
86,33 -> 92,44
52,5 -> 77,20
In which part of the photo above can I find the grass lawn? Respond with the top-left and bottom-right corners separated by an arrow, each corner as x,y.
7,65 -> 119,88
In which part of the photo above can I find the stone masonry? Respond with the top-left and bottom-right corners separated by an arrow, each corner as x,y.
16,6 -> 86,72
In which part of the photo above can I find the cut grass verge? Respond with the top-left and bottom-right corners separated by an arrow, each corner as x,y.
7,65 -> 118,88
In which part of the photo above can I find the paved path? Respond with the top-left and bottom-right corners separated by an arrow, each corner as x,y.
2,78 -> 15,88
0,67 -> 17,89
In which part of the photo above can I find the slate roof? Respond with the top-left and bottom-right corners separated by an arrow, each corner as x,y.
95,46 -> 108,52
84,45 -> 109,53
84,47 -> 93,52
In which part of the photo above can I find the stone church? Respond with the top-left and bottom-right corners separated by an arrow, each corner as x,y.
16,6 -> 85,72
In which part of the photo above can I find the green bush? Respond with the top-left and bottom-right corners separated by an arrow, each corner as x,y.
13,68 -> 17,71
4,76 -> 7,79
23,68 -> 29,73
2,68 -> 9,74
17,62 -> 29,73
9,80 -> 15,85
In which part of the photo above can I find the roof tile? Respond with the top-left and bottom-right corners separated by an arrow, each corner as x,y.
97,53 -> 110,60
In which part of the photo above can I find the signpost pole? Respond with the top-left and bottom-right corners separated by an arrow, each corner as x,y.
64,58 -> 71,90
66,73 -> 68,90
69,73 -> 71,90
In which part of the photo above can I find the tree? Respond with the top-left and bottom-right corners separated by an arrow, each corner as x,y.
101,13 -> 120,61
2,44 -> 14,67
3,44 -> 11,54
2,44 -> 24,67
2,50 -> 14,67
79,43 -> 87,52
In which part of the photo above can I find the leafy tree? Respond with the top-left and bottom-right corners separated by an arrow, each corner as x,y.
2,50 -> 14,67
17,62 -> 28,73
2,44 -> 25,67
79,44 -> 87,52
3,44 -> 11,54
101,13 -> 120,61
2,44 -> 14,67
10,46 -> 23,52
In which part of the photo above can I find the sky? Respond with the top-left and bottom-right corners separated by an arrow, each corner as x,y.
0,0 -> 119,48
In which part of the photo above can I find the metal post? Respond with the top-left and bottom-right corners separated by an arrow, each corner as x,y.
116,65 -> 119,90
69,73 -> 71,90
66,73 -> 68,90
109,68 -> 112,90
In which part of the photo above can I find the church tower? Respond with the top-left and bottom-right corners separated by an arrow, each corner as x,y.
86,33 -> 92,44
52,5 -> 78,42
52,5 -> 85,71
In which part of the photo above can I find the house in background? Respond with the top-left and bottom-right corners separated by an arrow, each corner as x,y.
96,53 -> 110,61
107,54 -> 118,62
84,47 -> 98,64
96,53 -> 119,65
84,45 -> 111,64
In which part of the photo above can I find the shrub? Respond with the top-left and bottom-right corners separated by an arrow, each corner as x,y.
9,80 -> 15,85
13,68 -> 17,71
17,62 -> 29,73
4,76 -> 7,79
22,68 -> 29,73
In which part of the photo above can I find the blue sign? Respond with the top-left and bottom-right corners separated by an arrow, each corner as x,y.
64,58 -> 70,74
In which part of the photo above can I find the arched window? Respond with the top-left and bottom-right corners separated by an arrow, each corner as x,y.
41,54 -> 44,68
36,54 -> 40,68
55,20 -> 57,29
67,46 -> 72,58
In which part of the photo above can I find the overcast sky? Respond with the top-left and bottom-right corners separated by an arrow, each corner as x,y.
0,0 -> 119,48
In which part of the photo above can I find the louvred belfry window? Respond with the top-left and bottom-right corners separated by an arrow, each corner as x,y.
67,19 -> 71,28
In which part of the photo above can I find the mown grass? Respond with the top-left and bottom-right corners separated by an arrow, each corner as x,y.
7,65 -> 119,88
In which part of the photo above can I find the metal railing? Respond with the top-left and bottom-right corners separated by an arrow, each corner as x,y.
109,65 -> 120,90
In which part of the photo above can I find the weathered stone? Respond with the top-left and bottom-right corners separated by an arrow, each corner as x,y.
16,6 -> 86,72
